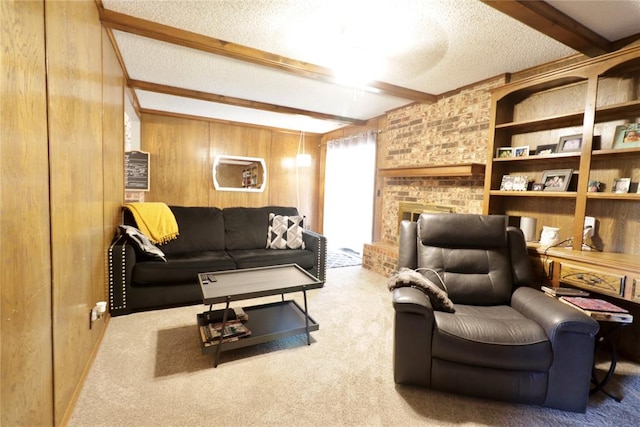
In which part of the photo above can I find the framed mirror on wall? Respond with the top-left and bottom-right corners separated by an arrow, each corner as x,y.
213,155 -> 267,192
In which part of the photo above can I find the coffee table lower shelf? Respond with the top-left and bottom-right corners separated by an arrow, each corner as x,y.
197,300 -> 319,356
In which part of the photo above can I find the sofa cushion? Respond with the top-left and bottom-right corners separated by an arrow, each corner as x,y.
132,251 -> 236,285
228,249 -> 315,270
159,206 -> 225,256
266,213 -> 305,249
223,206 -> 298,250
432,304 -> 552,371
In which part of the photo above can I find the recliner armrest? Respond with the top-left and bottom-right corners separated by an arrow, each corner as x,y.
398,220 -> 417,270
392,287 -> 435,386
511,287 -> 599,340
392,286 -> 434,316
302,229 -> 327,283
511,286 -> 599,412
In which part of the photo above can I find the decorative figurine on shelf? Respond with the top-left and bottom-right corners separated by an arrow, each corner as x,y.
587,180 -> 601,192
540,226 -> 560,249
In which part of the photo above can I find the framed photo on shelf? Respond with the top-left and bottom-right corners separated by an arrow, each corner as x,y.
557,134 -> 583,153
500,175 -> 515,191
612,177 -> 631,193
612,123 -> 640,149
541,169 -> 573,192
531,182 -> 545,191
535,143 -> 557,156
496,147 -> 513,158
500,175 -> 529,191
513,146 -> 530,157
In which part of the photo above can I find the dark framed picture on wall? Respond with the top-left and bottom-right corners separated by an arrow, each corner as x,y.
558,134 -> 582,153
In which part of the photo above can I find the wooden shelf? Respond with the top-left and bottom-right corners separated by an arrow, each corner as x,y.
594,99 -> 640,123
494,111 -> 584,134
485,44 -> 640,307
489,190 -> 577,198
592,146 -> 640,159
378,163 -> 485,177
586,192 -> 640,201
493,152 -> 580,163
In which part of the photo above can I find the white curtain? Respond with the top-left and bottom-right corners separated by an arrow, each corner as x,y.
324,131 -> 377,254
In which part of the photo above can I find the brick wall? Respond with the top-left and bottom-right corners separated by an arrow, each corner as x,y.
363,76 -> 506,276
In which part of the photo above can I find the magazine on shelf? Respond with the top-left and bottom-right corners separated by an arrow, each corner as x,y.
200,319 -> 251,347
559,296 -> 633,323
541,286 -> 589,297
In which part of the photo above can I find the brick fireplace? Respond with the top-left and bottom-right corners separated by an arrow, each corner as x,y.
361,76 -> 505,277
396,201 -> 455,230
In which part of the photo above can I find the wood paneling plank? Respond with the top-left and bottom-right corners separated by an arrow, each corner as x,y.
1,1 -> 54,425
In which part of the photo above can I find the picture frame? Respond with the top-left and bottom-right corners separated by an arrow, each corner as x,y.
531,182 -> 545,191
513,146 -> 530,157
557,134 -> 582,153
496,147 -> 513,158
612,123 -> 640,149
500,175 -> 515,191
541,169 -> 573,192
535,143 -> 557,156
500,175 -> 528,191
612,177 -> 631,194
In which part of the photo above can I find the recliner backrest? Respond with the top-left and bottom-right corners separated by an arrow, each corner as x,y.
416,213 -> 513,305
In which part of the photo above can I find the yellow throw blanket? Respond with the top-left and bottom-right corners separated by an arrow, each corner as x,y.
124,202 -> 179,244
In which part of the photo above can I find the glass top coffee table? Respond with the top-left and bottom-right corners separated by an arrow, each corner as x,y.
197,263 -> 323,367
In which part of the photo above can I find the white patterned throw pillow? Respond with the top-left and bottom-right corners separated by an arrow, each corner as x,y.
119,225 -> 167,262
266,214 -> 305,250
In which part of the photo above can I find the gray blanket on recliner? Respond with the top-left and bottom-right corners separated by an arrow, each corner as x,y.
387,268 -> 455,312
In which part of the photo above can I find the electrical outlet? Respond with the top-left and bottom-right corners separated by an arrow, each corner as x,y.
584,216 -> 595,237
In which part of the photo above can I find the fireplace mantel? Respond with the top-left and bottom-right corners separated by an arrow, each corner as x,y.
378,163 -> 484,178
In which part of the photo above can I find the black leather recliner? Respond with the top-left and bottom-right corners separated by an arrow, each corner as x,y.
392,213 -> 599,412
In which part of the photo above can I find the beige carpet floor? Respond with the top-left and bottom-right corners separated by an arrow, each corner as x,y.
69,266 -> 640,426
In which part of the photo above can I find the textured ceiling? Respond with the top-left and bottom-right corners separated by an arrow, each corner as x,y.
102,0 -> 640,133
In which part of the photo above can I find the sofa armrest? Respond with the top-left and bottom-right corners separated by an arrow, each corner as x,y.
511,286 -> 599,412
392,287 -> 435,386
302,229 -> 327,283
108,233 -> 137,316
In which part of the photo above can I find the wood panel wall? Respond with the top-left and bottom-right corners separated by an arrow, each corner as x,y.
102,27 -> 125,289
1,1 -> 54,425
265,131 -> 321,230
143,114 -> 211,206
46,2 -> 105,422
1,1 -> 125,425
141,114 -> 321,230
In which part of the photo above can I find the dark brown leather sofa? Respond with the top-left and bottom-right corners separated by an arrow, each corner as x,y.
391,213 -> 599,412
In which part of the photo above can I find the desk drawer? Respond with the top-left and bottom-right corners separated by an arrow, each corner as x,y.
559,262 -> 625,297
